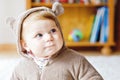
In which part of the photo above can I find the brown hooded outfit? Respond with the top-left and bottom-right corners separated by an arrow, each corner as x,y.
7,2 -> 103,80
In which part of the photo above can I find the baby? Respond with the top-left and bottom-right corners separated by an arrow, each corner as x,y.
7,2 -> 103,80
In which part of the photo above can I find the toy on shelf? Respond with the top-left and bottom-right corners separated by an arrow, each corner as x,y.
68,29 -> 84,42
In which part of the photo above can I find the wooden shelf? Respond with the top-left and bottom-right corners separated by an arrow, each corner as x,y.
32,3 -> 108,7
66,42 -> 115,47
26,0 -> 115,55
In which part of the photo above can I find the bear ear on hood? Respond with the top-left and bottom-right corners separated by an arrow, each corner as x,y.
6,17 -> 16,32
52,2 -> 64,16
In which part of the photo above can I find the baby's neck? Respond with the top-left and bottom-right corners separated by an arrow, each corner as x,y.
35,56 -> 51,61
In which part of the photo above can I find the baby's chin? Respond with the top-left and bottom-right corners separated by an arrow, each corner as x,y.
39,50 -> 59,59
36,54 -> 53,59
44,52 -> 57,58
35,45 -> 63,58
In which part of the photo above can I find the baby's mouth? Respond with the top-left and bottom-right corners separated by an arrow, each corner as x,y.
45,43 -> 54,48
45,45 -> 54,48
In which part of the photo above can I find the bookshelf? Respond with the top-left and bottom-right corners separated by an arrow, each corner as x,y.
26,0 -> 115,55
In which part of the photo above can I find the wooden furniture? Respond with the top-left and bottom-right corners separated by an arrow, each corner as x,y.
26,0 -> 115,55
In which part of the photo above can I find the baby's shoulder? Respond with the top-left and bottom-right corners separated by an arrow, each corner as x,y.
12,58 -> 39,78
14,58 -> 37,71
61,48 -> 86,62
65,49 -> 85,59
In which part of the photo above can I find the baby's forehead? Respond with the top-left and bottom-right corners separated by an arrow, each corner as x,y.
23,19 -> 59,34
23,12 -> 42,23
23,11 -> 55,24
22,16 -> 58,30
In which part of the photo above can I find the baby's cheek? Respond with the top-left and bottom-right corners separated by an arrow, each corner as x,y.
55,34 -> 63,42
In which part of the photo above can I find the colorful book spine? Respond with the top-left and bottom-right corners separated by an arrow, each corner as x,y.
90,7 -> 106,43
100,7 -> 109,43
85,15 -> 95,41
90,0 -> 102,4
34,0 -> 41,2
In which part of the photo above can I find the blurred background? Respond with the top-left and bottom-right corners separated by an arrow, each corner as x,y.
0,0 -> 120,52
0,0 -> 120,80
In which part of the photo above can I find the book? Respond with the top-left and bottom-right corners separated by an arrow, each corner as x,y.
90,0 -> 102,4
90,7 -> 106,43
84,14 -> 95,41
101,0 -> 108,3
80,0 -> 84,3
34,0 -> 40,2
84,0 -> 90,4
100,7 -> 109,43
59,0 -> 68,3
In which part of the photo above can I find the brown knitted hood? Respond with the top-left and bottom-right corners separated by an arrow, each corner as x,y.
6,2 -> 65,59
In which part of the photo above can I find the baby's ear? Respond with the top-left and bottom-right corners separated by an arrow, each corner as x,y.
6,17 -> 16,31
52,2 -> 64,16
20,40 -> 27,52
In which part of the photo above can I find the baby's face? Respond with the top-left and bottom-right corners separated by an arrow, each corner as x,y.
21,19 -> 63,58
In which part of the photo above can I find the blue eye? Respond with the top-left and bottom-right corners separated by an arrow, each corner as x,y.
36,33 -> 43,37
51,28 -> 56,33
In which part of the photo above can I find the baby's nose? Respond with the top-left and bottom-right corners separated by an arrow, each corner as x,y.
43,33 -> 53,42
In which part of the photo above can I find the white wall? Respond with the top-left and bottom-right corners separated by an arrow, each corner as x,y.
0,0 -> 25,44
